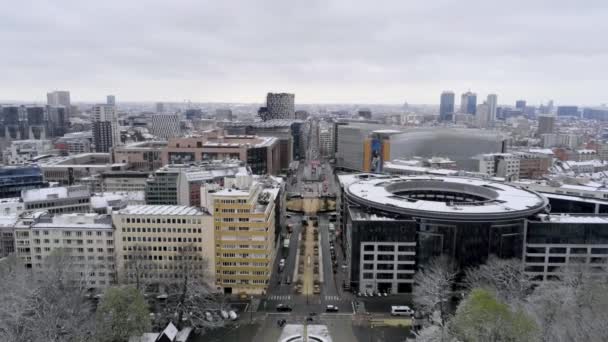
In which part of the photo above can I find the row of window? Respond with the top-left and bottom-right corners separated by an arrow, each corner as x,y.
527,246 -> 608,254
31,230 -> 110,237
362,263 -> 415,270
363,244 -> 416,252
362,273 -> 414,280
219,262 -> 268,267
220,253 -> 268,259
123,245 -> 204,254
33,239 -> 111,245
219,279 -> 267,285
221,270 -> 267,276
123,236 -> 203,243
122,217 -> 202,224
362,254 -> 416,261
121,227 -> 203,234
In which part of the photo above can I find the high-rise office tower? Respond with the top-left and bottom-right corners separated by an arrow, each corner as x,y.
106,95 -> 116,106
439,91 -> 455,122
149,113 -> 181,140
156,102 -> 165,113
486,94 -> 498,124
538,115 -> 555,135
92,104 -> 120,152
516,100 -> 527,110
47,90 -> 71,107
258,93 -> 295,121
476,103 -> 490,128
460,91 -> 477,114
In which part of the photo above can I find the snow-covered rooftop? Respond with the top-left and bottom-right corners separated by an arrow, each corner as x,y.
539,214 -> 608,224
345,175 -> 547,218
116,205 -> 204,216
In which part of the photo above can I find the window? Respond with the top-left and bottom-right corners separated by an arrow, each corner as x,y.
363,273 -> 374,279
363,254 -> 374,261
363,263 -> 374,270
378,245 -> 394,252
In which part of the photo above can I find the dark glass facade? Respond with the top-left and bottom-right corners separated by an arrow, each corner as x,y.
548,197 -> 596,214
0,166 -> 47,198
527,221 -> 608,245
247,147 -> 268,175
347,207 -> 417,290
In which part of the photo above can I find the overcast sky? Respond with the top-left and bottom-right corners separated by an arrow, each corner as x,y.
1,0 -> 607,105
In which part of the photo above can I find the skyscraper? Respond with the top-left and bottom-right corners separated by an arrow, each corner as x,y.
538,115 -> 555,135
460,91 -> 477,114
156,102 -> 165,113
439,91 -> 455,122
476,103 -> 490,128
92,104 -> 120,152
106,95 -> 116,106
47,90 -> 71,107
258,93 -> 295,121
486,94 -> 498,124
149,113 -> 181,140
516,100 -> 527,110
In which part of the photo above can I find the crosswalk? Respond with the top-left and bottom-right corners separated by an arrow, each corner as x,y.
324,295 -> 340,301
268,295 -> 292,301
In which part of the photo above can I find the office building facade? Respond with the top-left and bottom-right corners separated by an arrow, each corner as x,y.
211,181 -> 277,294
14,213 -> 115,291
149,113 -> 181,140
113,205 -> 215,286
92,104 -> 120,152
258,93 -> 295,121
338,174 -> 548,293
0,165 -> 47,198
460,91 -> 477,115
439,91 -> 455,122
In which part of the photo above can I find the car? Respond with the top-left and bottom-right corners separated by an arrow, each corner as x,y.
286,214 -> 292,218
391,306 -> 415,317
325,305 -> 339,312
220,310 -> 229,319
276,304 -> 293,312
229,310 -> 238,320
286,276 -> 291,285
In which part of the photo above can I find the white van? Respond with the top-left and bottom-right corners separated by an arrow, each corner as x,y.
391,306 -> 414,316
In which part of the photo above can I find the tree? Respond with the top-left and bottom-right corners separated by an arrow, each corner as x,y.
154,244 -> 224,332
0,249 -> 96,342
0,255 -> 37,341
413,256 -> 457,329
96,286 -> 151,342
452,288 -> 538,342
464,257 -> 533,304
526,266 -> 608,342
121,244 -> 157,292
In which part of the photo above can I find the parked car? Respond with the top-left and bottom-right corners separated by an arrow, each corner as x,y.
229,310 -> 238,320
276,304 -> 293,312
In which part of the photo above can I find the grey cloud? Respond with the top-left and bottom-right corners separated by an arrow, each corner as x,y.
1,0 -> 607,104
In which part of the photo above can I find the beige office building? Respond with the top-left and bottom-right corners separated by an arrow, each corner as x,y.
211,178 -> 278,295
113,205 -> 215,286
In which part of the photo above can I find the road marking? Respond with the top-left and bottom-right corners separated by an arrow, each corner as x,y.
268,295 -> 291,301
324,295 -> 340,301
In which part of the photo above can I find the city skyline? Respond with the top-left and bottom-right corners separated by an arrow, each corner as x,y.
1,1 -> 607,105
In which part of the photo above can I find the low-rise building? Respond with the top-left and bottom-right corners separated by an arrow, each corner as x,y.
161,129 -> 280,175
22,185 -> 91,214
0,165 -> 47,199
39,153 -> 128,185
14,213 -> 115,291
113,205 -> 215,287
524,214 -> 608,283
475,153 -> 521,180
145,161 -> 245,206
112,141 -> 166,172
2,139 -> 58,165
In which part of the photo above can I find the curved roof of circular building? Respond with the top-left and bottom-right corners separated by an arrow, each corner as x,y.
345,175 -> 548,221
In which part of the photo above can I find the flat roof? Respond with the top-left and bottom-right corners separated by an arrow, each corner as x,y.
116,205 -> 204,216
537,214 -> 608,224
345,175 -> 547,220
